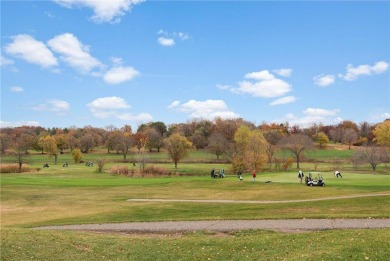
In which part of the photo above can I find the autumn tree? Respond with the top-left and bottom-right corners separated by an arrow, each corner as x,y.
207,132 -> 229,159
118,132 -> 135,160
79,134 -> 96,153
341,128 -> 358,150
39,136 -> 59,164
164,133 -> 193,168
12,138 -> 31,172
373,120 -> 390,146
190,132 -> 208,150
144,128 -> 164,152
232,126 -> 268,173
278,133 -> 314,169
313,131 -> 329,148
71,148 -> 83,163
263,129 -> 285,169
362,145 -> 389,170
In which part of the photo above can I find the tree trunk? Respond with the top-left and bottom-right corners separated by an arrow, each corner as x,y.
174,162 -> 177,169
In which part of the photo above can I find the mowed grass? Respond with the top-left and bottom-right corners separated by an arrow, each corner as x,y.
1,165 -> 389,228
1,148 -> 389,261
2,229 -> 389,261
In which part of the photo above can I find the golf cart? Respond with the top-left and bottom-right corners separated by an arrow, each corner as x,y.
305,172 -> 325,187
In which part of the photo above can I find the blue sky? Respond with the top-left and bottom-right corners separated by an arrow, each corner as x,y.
1,0 -> 389,130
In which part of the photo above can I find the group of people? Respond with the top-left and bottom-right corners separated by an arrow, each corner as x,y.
211,169 -> 257,182
210,168 -> 225,178
297,170 -> 343,183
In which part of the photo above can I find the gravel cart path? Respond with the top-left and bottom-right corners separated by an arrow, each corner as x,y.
37,219 -> 390,233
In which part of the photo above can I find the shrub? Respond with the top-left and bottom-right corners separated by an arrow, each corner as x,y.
96,158 -> 109,173
143,165 -> 171,176
108,165 -> 129,176
0,164 -> 31,173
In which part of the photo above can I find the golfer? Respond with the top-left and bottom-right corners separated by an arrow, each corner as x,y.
252,170 -> 257,182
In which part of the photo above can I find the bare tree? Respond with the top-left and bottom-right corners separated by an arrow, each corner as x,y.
341,128 -> 358,150
278,134 -> 314,169
363,145 -> 388,171
207,133 -> 229,159
12,139 -> 31,172
263,129 -> 285,169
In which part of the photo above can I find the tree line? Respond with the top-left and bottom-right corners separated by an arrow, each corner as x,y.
1,118 -> 389,173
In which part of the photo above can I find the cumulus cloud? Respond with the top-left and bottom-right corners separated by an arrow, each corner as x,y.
0,121 -> 41,128
313,74 -> 336,87
269,96 -> 296,106
103,66 -> 140,84
5,34 -> 58,68
87,96 -> 131,110
87,96 -> 152,122
54,0 -> 143,23
274,107 -> 341,127
33,99 -> 70,114
157,30 -> 190,47
48,33 -> 102,74
338,61 -> 389,81
10,86 -> 24,93
220,69 -> 292,98
168,99 -> 239,119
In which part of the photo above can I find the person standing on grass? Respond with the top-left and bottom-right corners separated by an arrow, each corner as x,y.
298,170 -> 304,183
252,169 -> 257,182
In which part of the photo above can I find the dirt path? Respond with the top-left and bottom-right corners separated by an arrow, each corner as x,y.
37,219 -> 390,233
126,193 -> 390,204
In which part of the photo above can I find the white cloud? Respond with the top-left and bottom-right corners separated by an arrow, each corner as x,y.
0,121 -> 41,128
235,78 -> 291,98
372,112 -> 390,120
54,0 -> 143,23
116,112 -> 153,122
245,70 -> 275,81
269,96 -> 296,106
222,69 -> 292,98
103,66 -> 140,84
167,101 -> 181,109
339,61 -> 389,81
303,108 -> 339,116
48,33 -> 102,73
274,108 -> 341,127
157,30 -> 190,47
10,86 -> 24,93
33,99 -> 70,113
5,34 -> 58,67
158,37 -> 175,47
169,99 -> 239,119
87,96 -> 131,110
87,96 -> 152,122
216,84 -> 233,90
0,55 -> 14,66
273,68 -> 292,77
313,74 -> 336,87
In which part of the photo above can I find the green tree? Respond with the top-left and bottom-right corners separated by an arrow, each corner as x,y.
164,133 -> 193,168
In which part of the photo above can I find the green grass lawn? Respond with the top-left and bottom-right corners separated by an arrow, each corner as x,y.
1,149 -> 389,260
